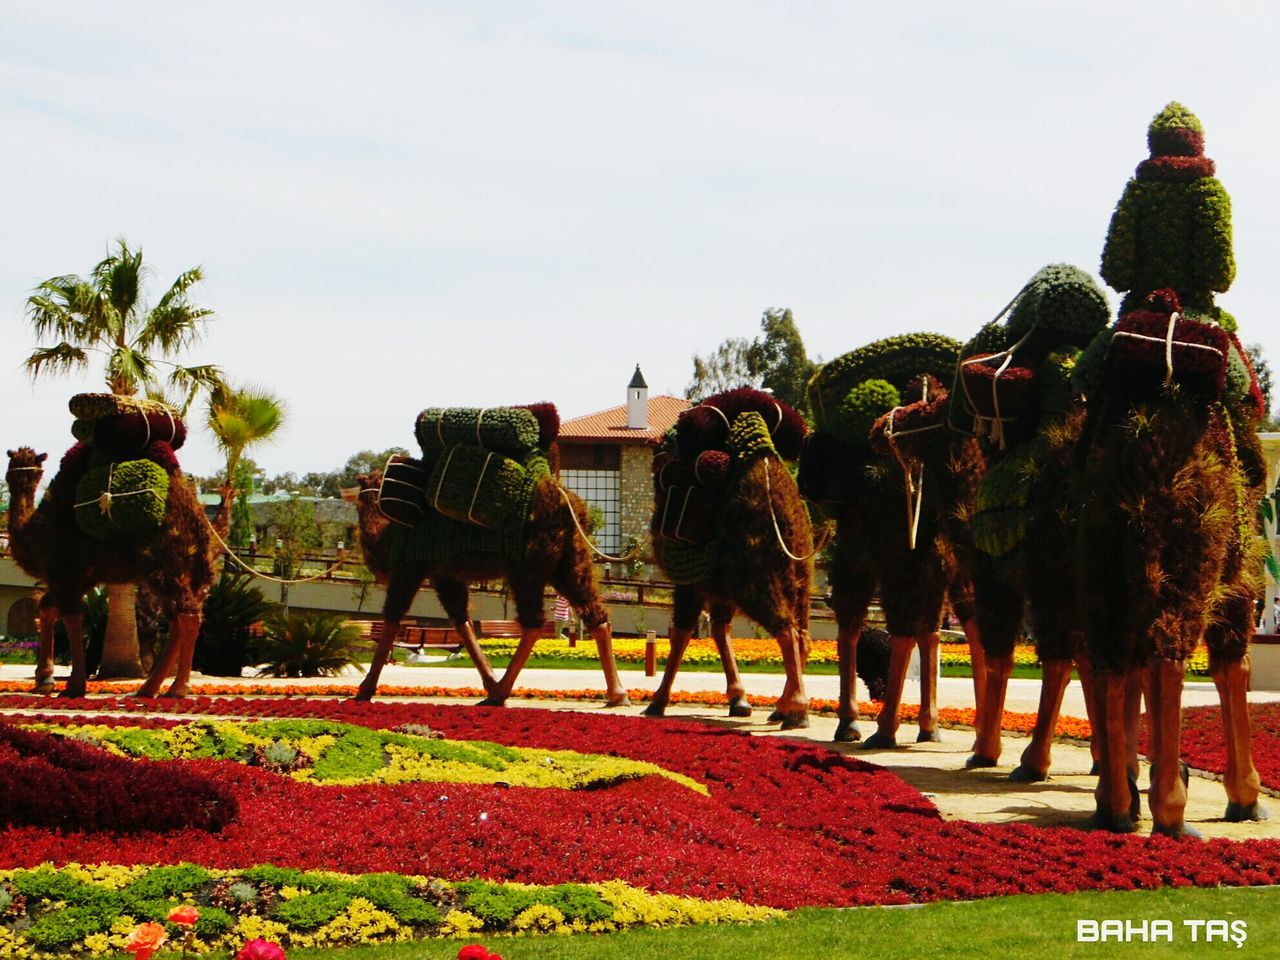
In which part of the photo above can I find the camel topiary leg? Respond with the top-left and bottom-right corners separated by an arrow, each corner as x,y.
137,611 -> 189,699
1009,658 -> 1073,782
434,576 -> 497,696
967,652 -> 1013,768
161,612 -> 201,698
453,619 -> 498,696
354,619 -> 398,701
834,619 -> 862,742
1147,657 -> 1198,837
644,627 -> 693,717
589,622 -> 630,707
34,611 -> 56,695
864,634 -> 915,749
58,610 -> 88,699
483,626 -> 543,706
1090,668 -> 1140,833
710,614 -> 751,717
1212,655 -> 1268,823
961,617 -> 987,753
1075,657 -> 1103,774
916,631 -> 942,743
771,625 -> 809,729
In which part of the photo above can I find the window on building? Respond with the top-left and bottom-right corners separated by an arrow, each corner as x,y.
560,469 -> 621,553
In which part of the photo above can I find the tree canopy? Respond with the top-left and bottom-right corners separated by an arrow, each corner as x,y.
685,308 -> 816,414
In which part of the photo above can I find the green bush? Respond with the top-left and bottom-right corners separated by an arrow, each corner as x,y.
828,379 -> 900,445
273,890 -> 353,930
457,880 -> 538,928
126,863 -> 212,900
250,612 -> 364,678
196,573 -> 277,677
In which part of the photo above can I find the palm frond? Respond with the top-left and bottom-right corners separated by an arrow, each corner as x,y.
26,279 -> 104,342
24,342 -> 90,379
168,364 -> 226,414
134,303 -> 215,355
93,240 -> 146,325
153,266 -> 206,313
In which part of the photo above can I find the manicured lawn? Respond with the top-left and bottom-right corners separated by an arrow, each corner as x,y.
274,886 -> 1279,960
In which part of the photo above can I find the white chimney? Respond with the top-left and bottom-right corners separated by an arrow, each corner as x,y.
626,364 -> 648,429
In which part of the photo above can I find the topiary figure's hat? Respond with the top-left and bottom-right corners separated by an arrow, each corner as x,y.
1147,101 -> 1204,158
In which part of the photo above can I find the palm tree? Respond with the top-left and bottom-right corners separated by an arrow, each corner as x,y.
25,239 -> 223,678
207,383 -> 286,548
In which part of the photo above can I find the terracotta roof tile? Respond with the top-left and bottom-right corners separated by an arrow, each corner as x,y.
559,394 -> 690,444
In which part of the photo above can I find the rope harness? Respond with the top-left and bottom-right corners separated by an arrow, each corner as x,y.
761,458 -> 829,562
880,378 -> 938,550
555,485 -> 643,563
957,322 -> 1036,451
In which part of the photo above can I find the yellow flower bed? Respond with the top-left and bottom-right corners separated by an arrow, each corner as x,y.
0,865 -> 782,957
31,721 -> 707,796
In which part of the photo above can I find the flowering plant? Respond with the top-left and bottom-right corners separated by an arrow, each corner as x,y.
124,921 -> 167,960
459,945 -> 503,960
237,938 -> 287,960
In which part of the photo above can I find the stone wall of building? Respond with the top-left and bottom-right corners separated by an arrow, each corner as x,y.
618,445 -> 655,551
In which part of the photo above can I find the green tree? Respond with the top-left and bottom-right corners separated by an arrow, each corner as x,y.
685,337 -> 760,402
1246,344 -> 1279,431
207,382 -> 286,548
24,239 -> 222,678
754,308 -> 817,413
685,308 -> 816,415
267,497 -> 322,581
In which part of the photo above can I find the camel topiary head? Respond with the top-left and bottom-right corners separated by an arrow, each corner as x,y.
5,448 -> 47,485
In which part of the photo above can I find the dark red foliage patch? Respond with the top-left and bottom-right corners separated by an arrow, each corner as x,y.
514,403 -> 560,448
677,388 -> 807,461
0,722 -> 237,834
1136,156 -> 1215,183
92,410 -> 188,458
3,698 -> 1280,908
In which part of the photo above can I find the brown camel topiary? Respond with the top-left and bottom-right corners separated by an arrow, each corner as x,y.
646,396 -> 814,729
954,263 -> 1111,777
1077,292 -> 1267,835
801,336 -> 991,746
830,377 -> 996,747
5,446 -> 217,698
352,467 -> 629,706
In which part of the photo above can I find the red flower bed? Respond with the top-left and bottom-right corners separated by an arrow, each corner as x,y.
0,722 -> 237,833
2,698 -> 1279,908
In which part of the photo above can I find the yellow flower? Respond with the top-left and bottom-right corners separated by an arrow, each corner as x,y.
439,909 -> 484,938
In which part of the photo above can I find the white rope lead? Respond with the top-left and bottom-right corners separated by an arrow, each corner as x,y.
762,458 -> 828,562
556,485 -> 641,563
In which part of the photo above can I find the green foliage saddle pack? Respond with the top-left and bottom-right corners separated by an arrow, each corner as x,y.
957,265 -> 1110,558
387,406 -> 556,565
654,390 -> 802,585
67,393 -> 183,541
799,333 -> 962,509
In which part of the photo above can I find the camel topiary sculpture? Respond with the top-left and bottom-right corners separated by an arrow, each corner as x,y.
801,337 -> 991,745
352,403 -> 628,707
1077,103 -> 1267,835
5,443 -> 217,698
953,263 -> 1110,776
646,388 -> 815,728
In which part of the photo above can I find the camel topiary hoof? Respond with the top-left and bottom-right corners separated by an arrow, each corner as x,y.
862,731 -> 898,750
1088,809 -> 1138,834
778,713 -> 809,730
1152,821 -> 1203,840
1224,801 -> 1269,822
833,719 -> 862,743
728,698 -> 753,718
1008,763 -> 1048,783
478,696 -> 507,707
965,754 -> 998,770
1089,761 -> 1100,776
916,728 -> 942,744
59,687 -> 87,700
161,686 -> 189,699
641,702 -> 667,718
33,681 -> 56,696
603,695 -> 631,708
765,709 -> 783,723
1129,772 -> 1141,821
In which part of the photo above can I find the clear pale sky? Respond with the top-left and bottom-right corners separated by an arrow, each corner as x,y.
3,2 -> 1277,479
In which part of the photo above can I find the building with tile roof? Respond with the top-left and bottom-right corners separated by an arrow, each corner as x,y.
558,366 -> 690,554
